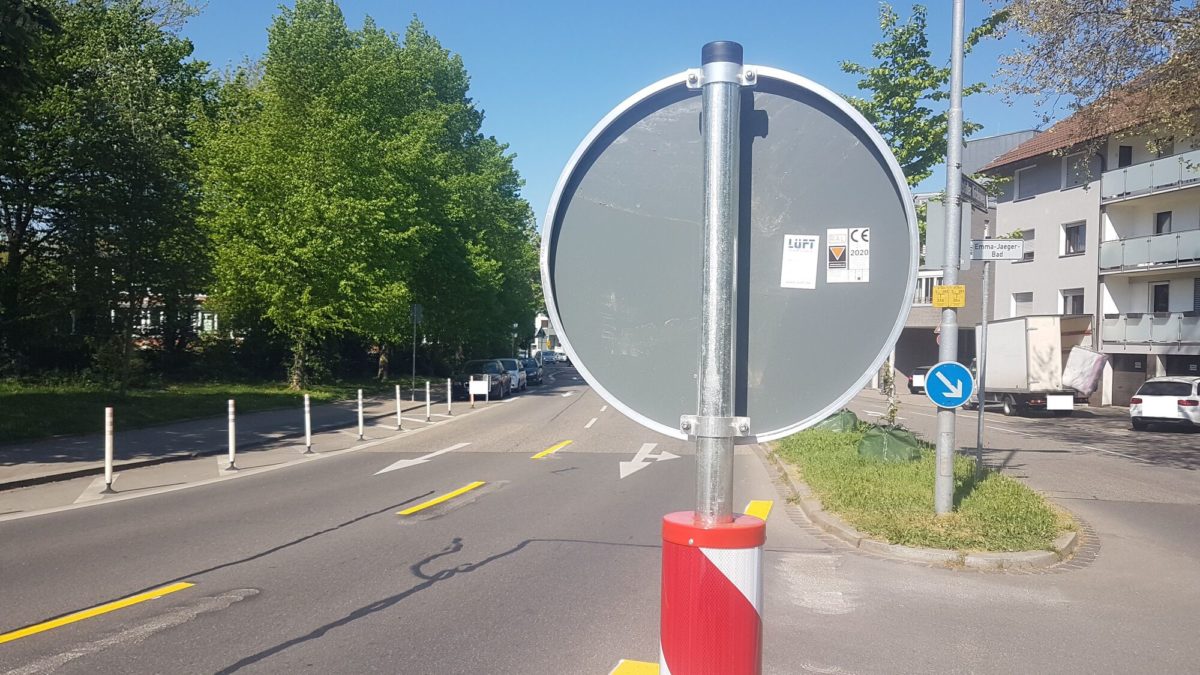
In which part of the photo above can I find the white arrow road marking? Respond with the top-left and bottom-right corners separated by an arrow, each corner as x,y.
619,443 -> 680,479
935,371 -> 963,399
375,442 -> 471,475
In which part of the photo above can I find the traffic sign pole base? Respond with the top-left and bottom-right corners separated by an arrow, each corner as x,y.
660,511 -> 765,675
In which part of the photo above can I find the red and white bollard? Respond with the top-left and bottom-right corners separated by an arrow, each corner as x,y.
660,511 -> 765,675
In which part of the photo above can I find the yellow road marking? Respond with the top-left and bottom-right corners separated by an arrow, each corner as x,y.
744,499 -> 773,522
609,659 -> 660,675
0,582 -> 194,645
398,481 -> 486,515
531,440 -> 572,459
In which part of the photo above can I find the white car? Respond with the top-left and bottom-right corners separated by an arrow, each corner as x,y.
1130,376 -> 1200,431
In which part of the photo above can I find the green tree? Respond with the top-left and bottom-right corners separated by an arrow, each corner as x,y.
841,3 -> 1007,186
0,0 -> 210,386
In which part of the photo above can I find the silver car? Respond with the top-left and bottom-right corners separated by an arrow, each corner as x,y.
1130,376 -> 1200,431
499,358 -> 527,391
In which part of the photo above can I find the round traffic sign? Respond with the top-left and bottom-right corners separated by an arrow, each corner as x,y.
541,67 -> 917,442
924,361 -> 975,409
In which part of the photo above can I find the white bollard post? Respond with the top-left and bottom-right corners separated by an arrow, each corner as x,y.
103,407 -> 115,493
226,399 -> 238,471
395,384 -> 403,430
357,388 -> 365,441
447,377 -> 452,415
470,376 -> 475,409
425,381 -> 431,422
303,394 -> 313,454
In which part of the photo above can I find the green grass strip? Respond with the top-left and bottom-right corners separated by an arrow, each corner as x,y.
775,428 -> 1072,552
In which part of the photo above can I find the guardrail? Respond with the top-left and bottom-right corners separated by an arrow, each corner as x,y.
1101,147 -> 1200,202
1099,228 -> 1200,271
1102,313 -> 1200,345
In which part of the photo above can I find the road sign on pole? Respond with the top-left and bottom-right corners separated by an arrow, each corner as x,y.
925,361 -> 974,409
971,239 -> 1023,260
541,40 -> 918,675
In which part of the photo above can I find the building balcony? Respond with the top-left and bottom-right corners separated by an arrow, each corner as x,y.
1099,228 -> 1200,272
1102,313 -> 1200,346
1100,148 -> 1200,203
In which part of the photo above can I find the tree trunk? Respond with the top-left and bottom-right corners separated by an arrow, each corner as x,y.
289,336 -> 308,390
376,343 -> 389,381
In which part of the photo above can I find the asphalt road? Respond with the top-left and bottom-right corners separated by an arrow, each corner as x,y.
1,372 -> 1199,674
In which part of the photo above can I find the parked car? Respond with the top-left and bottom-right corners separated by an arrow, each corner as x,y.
453,359 -> 509,399
541,351 -> 557,364
499,358 -> 527,391
555,350 -> 571,365
521,357 -> 543,385
1130,376 -> 1200,431
908,366 -> 931,394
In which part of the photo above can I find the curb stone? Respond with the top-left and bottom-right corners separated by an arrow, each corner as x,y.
762,447 -> 1078,571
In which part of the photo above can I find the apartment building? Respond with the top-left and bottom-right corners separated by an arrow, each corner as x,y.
983,112 -> 1200,406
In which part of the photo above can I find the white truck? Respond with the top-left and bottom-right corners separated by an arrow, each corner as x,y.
973,315 -> 1107,417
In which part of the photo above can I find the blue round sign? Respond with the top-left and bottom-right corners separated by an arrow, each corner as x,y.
924,361 -> 975,409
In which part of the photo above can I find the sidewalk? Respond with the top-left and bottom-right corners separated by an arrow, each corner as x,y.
0,386 -> 454,490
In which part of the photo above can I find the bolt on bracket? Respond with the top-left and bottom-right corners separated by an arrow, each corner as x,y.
685,65 -> 759,90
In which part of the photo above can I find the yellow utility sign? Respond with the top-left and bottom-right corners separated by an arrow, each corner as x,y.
932,285 -> 966,308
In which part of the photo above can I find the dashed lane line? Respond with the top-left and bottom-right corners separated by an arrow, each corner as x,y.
585,418 -> 597,429
397,481 -> 486,516
0,582 -> 195,645
532,440 -> 573,460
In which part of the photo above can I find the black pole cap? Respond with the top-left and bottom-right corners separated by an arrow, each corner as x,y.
702,41 -> 743,65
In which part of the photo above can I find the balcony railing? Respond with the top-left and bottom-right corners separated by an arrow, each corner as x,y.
1102,313 -> 1200,345
1099,228 -> 1200,271
1101,147 -> 1200,202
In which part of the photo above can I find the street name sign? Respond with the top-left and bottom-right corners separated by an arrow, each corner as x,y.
932,284 -> 966,308
541,67 -> 918,442
971,239 -> 1023,261
925,361 -> 975,409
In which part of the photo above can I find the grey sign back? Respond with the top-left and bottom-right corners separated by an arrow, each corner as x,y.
542,68 -> 917,442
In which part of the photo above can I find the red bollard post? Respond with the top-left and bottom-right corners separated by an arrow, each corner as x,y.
660,511 -> 765,675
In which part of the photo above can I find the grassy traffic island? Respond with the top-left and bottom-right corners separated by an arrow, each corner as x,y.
0,379 -> 428,445
773,425 -> 1074,553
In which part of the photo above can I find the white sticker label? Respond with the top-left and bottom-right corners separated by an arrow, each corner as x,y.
827,227 -> 870,283
780,234 -> 819,289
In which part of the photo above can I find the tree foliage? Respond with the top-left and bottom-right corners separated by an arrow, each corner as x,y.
993,0 -> 1200,144
199,2 -> 538,388
841,3 -> 1007,186
0,0 -> 210,390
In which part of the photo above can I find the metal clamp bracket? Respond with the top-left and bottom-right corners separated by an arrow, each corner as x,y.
685,65 -> 759,90
680,415 -> 752,438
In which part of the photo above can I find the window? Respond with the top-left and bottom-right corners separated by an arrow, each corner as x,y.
1062,222 -> 1086,255
1013,292 -> 1034,317
1118,145 -> 1133,168
1151,283 -> 1170,313
1061,288 -> 1085,315
1014,166 -> 1035,200
1020,229 -> 1035,261
1155,211 -> 1172,235
1062,152 -> 1087,189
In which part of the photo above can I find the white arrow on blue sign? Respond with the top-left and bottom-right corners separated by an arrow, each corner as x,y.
924,361 -> 975,409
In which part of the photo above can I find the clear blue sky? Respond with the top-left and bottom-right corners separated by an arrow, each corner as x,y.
181,1 -> 1048,229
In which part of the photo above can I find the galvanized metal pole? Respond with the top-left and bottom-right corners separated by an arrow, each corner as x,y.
695,41 -> 742,527
357,388 -> 365,441
411,313 -> 417,401
975,225 -> 992,473
446,378 -> 453,415
936,0 -> 966,514
395,384 -> 403,430
425,381 -> 431,422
